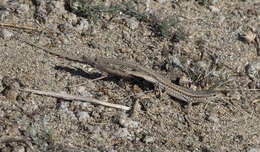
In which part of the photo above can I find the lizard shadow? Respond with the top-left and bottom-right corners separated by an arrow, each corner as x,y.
54,65 -> 144,84
171,96 -> 201,108
54,66 -> 102,79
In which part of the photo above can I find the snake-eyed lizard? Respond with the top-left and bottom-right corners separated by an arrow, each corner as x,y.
22,40 -> 218,104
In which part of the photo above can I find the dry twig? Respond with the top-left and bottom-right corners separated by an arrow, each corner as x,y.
20,88 -> 130,111
0,23 -> 38,31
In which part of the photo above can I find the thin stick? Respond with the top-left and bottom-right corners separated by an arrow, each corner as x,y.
0,23 -> 38,31
20,88 -> 130,111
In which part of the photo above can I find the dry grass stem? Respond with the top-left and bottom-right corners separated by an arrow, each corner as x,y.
20,88 -> 130,111
0,23 -> 38,31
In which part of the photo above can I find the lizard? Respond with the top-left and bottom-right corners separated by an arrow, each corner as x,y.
21,40 -> 218,104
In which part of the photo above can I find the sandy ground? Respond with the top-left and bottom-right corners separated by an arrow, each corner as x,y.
0,0 -> 260,151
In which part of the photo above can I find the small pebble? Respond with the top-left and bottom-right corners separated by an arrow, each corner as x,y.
168,55 -> 184,69
210,0 -> 219,5
246,147 -> 260,152
99,95 -> 109,103
114,128 -> 131,138
2,77 -> 19,101
29,124 -> 37,139
209,5 -> 220,13
0,9 -> 9,20
143,135 -> 155,143
219,15 -> 226,25
76,18 -> 89,31
77,111 -> 90,122
207,113 -> 219,123
239,31 -> 256,43
254,102 -> 260,114
57,100 -> 69,111
119,114 -> 139,129
246,61 -> 260,80
179,75 -> 192,86
86,81 -> 96,90
35,7 -> 48,23
0,29 -> 13,40
196,61 -> 209,71
79,102 -> 93,110
57,23 -> 73,32
124,17 -> 139,30
171,112 -> 185,122
69,1 -> 80,12
157,0 -> 168,3
77,86 -> 87,95
0,109 -> 4,118
51,1 -> 66,15
122,30 -> 131,41
140,98 -> 154,111
77,86 -> 92,96
145,0 -> 151,12
13,146 -> 25,152
91,111 -> 100,119
88,26 -> 97,36
0,0 -> 7,6
1,147 -> 11,152
65,12 -> 78,25
4,89 -> 18,101
17,4 -> 30,14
